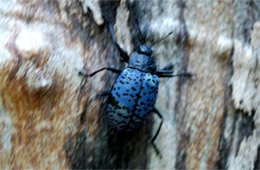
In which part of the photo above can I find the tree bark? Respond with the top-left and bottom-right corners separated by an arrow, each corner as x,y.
0,0 -> 259,169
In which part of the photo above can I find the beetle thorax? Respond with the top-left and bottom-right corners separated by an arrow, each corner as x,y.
128,52 -> 156,73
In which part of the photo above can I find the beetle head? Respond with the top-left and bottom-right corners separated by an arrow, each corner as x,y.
137,44 -> 153,56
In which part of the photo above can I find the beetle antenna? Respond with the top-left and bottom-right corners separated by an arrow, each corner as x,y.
151,31 -> 175,46
135,19 -> 146,43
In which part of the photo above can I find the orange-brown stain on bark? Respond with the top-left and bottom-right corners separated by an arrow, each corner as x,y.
0,61 -> 76,168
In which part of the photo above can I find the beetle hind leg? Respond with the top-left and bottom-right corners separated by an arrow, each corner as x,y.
151,107 -> 163,159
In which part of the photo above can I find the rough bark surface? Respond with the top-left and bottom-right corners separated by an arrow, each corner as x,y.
0,0 -> 259,169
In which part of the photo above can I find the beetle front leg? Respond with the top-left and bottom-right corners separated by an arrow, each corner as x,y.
103,14 -> 130,63
156,63 -> 174,76
78,67 -> 121,78
161,63 -> 174,71
151,107 -> 163,159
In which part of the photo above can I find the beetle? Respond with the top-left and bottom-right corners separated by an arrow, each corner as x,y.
79,16 -> 192,157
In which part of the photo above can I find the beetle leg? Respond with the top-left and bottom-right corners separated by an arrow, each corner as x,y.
157,64 -> 195,78
156,63 -> 174,75
158,72 -> 194,78
161,63 -> 174,71
156,69 -> 173,75
78,67 -> 121,78
151,107 -> 163,159
103,14 -> 130,63
96,91 -> 110,99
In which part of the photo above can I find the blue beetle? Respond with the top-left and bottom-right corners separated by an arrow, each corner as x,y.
79,16 -> 192,157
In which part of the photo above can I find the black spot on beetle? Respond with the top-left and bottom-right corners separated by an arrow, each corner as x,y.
115,92 -> 121,97
123,93 -> 128,96
119,80 -> 124,84
131,87 -> 137,91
